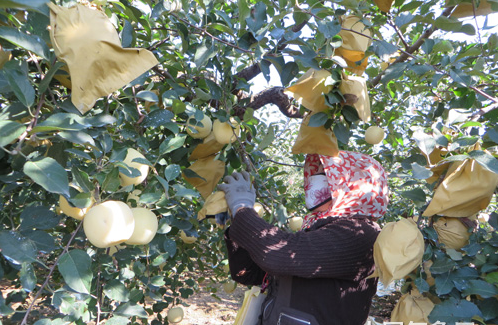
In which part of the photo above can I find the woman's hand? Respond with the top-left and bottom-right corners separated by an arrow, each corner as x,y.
218,171 -> 256,216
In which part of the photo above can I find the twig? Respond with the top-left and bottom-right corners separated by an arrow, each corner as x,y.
14,94 -> 46,154
388,19 -> 410,50
20,222 -> 84,325
265,159 -> 303,168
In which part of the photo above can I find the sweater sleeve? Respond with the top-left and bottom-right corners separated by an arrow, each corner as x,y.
229,207 -> 380,281
224,227 -> 267,286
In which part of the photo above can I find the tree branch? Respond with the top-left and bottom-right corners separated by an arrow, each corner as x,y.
235,87 -> 302,118
370,6 -> 455,87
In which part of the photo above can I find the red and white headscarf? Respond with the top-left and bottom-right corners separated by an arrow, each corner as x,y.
302,151 -> 389,229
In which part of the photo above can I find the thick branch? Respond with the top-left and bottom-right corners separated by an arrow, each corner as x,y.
235,19 -> 310,83
235,87 -> 302,118
370,6 -> 455,87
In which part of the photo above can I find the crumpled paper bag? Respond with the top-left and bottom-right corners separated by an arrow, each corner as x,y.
48,3 -> 158,114
335,16 -> 372,75
423,158 -> 498,217
433,216 -> 471,250
183,155 -> 225,199
338,73 -> 370,122
284,68 -> 332,112
371,218 -> 424,286
291,113 -> 339,157
189,131 -> 225,162
197,191 -> 228,220
391,289 -> 434,324
448,0 -> 496,18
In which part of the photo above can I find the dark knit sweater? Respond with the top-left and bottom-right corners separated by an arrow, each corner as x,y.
225,207 -> 380,325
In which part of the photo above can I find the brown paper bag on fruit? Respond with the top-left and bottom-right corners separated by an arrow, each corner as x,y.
373,0 -> 394,12
335,16 -> 372,75
197,191 -> 228,220
48,3 -> 158,114
448,0 -> 496,18
391,289 -> 434,324
183,155 -> 225,199
433,216 -> 471,250
291,113 -> 339,157
284,68 -> 332,112
423,159 -> 498,217
370,218 -> 424,286
189,132 -> 225,162
339,73 -> 370,122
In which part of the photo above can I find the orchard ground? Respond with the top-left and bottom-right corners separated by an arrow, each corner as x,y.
0,269 -> 399,324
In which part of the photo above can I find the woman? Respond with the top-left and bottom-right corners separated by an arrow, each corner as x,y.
219,151 -> 389,325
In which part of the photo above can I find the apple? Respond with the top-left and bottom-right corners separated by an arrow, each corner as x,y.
180,230 -> 197,244
167,306 -> 184,323
212,118 -> 240,144
59,194 -> 94,220
83,201 -> 135,248
119,148 -> 149,187
186,114 -> 212,139
365,126 -> 385,145
223,280 -> 237,293
253,202 -> 264,217
289,216 -> 304,232
124,207 -> 158,245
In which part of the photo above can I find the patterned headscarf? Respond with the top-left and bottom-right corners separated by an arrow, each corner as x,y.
302,151 -> 389,229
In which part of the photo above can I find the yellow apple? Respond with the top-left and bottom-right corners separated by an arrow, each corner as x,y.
180,230 -> 197,244
212,118 -> 240,144
223,280 -> 237,293
119,148 -> 149,187
289,216 -> 304,232
126,189 -> 142,207
59,194 -> 94,220
186,114 -> 212,139
167,306 -> 184,323
83,201 -> 135,248
124,208 -> 158,245
365,126 -> 385,145
253,202 -> 264,217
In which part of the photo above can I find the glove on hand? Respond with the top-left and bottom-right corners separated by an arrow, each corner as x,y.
218,171 -> 256,216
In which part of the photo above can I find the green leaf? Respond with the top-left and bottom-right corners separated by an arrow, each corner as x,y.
20,206 -> 59,231
39,61 -> 65,94
164,164 -> 181,182
333,123 -> 350,145
0,120 -> 26,147
430,257 -> 457,274
400,188 -> 426,203
104,316 -> 131,325
114,302 -> 148,318
429,298 -> 482,324
27,230 -> 57,254
143,109 -> 174,128
317,19 -> 341,38
58,249 -> 92,294
0,27 -> 49,60
308,112 -> 328,127
104,279 -> 130,302
468,150 -> 498,175
411,162 -> 433,180
279,61 -> 299,86
0,230 -> 37,265
136,90 -> 158,102
237,0 -> 250,31
371,40 -> 398,60
159,135 -> 186,155
462,279 -> 498,298
58,131 -> 95,147
102,167 -> 121,193
435,16 -> 462,32
5,68 -> 35,108
258,124 -> 275,150
163,237 -> 177,258
415,277 -> 430,293
435,273 -> 454,295
194,43 -> 216,68
20,262 -> 37,292
413,132 -> 436,156
23,157 -> 70,196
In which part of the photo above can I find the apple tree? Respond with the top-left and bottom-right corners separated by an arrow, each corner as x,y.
1,0 -> 498,324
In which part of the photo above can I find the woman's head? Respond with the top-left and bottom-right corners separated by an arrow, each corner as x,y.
302,151 -> 389,228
